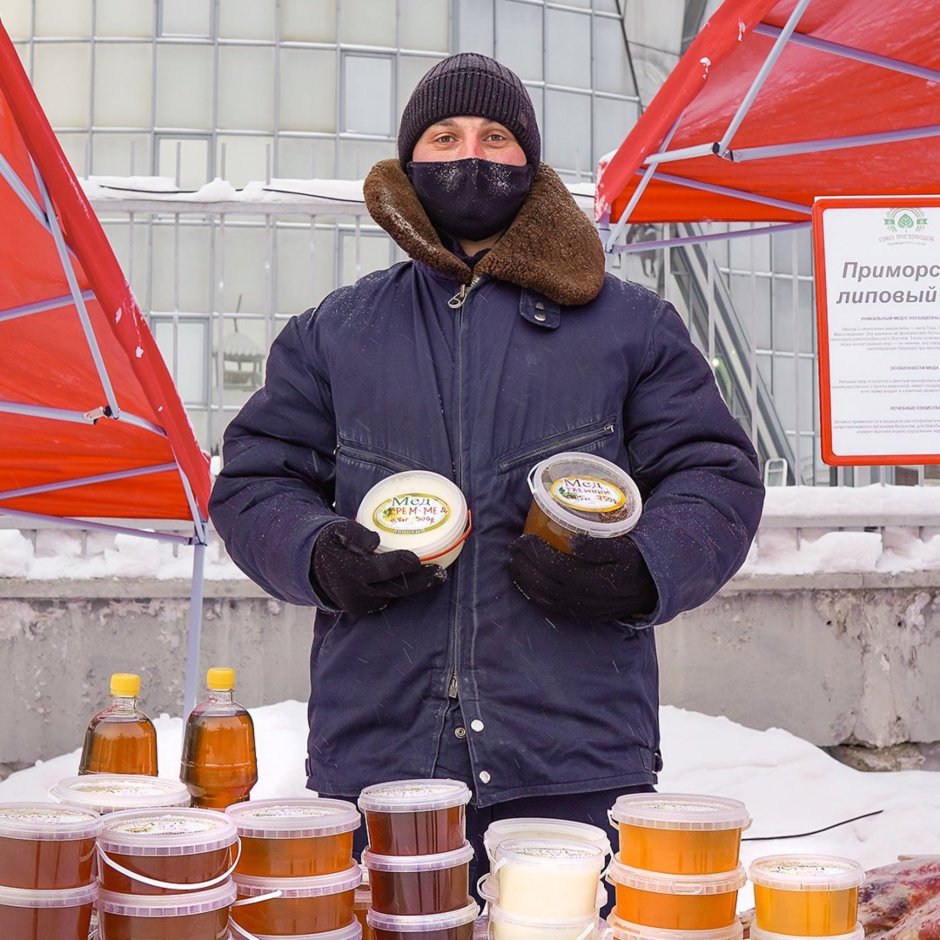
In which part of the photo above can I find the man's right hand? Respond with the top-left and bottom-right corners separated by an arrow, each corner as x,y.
311,520 -> 446,615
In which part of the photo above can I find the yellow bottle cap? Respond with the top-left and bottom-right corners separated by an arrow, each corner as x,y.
207,667 -> 235,691
110,673 -> 140,697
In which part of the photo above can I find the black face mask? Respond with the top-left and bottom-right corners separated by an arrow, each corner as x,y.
407,158 -> 536,241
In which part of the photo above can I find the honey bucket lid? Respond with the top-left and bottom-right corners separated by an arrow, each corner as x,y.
607,857 -> 747,895
252,923 -> 364,940
234,863 -> 362,898
493,838 -> 606,870
0,882 -> 97,909
355,470 -> 469,562
367,900 -> 480,932
98,808 -> 238,856
480,874 -> 607,909
50,775 -> 190,813
606,913 -> 744,940
484,817 -> 611,857
527,451 -> 642,540
748,855 -> 865,891
0,802 -> 102,841
357,778 -> 472,813
362,840 -> 474,872
225,797 -> 360,839
97,880 -> 236,916
750,926 -> 864,940
609,793 -> 751,831
488,905 -> 601,928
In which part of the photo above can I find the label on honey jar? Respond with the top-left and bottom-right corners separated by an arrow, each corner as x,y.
549,477 -> 626,514
111,814 -> 224,836
373,493 -> 450,534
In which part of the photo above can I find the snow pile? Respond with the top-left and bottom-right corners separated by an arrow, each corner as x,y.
2,702 -> 938,911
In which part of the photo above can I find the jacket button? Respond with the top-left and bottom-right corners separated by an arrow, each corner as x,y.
534,312 -> 547,322
535,301 -> 545,309
478,770 -> 491,784
454,726 -> 467,739
470,719 -> 484,732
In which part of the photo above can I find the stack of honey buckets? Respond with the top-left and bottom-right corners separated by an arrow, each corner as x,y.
358,779 -> 481,940
480,817 -> 611,940
605,793 -> 751,940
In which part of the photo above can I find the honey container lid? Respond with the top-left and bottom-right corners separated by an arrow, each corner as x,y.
0,882 -> 97,909
234,863 -> 362,898
493,838 -> 606,871
252,923 -> 364,940
358,778 -> 472,813
527,451 -> 642,540
748,855 -> 865,891
607,857 -> 747,895
609,793 -> 751,831
97,880 -> 236,916
0,802 -> 102,841
98,808 -> 238,856
750,927 -> 864,940
607,913 -> 745,940
355,470 -> 469,563
50,774 -> 190,813
226,797 -> 360,839
368,900 -> 480,932
362,841 -> 474,872
484,817 -> 611,858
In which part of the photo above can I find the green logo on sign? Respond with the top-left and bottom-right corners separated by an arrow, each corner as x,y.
884,207 -> 928,234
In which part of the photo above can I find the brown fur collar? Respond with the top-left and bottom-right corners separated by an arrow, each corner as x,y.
363,159 -> 605,306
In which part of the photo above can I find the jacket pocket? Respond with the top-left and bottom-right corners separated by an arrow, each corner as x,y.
334,440 -> 430,475
496,415 -> 619,475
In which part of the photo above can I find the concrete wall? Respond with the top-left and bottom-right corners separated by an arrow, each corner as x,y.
2,571 -> 940,770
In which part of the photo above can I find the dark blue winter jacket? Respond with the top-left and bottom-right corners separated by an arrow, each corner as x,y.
209,161 -> 764,806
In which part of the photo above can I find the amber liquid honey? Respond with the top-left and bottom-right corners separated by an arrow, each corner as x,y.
370,863 -> 470,915
614,885 -> 739,930
523,501 -> 575,554
180,711 -> 257,809
0,834 -> 96,889
100,845 -> 235,896
620,824 -> 742,875
80,716 -> 158,776
98,907 -> 230,939
238,831 -> 354,877
754,885 -> 859,936
2,903 -> 93,940
231,888 -> 356,935
366,806 -> 465,856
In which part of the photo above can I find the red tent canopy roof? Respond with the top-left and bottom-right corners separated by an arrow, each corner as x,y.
596,0 -> 940,224
0,22 -> 209,521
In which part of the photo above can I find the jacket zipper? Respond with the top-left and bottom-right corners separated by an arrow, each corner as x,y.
496,421 -> 617,474
447,275 -> 481,700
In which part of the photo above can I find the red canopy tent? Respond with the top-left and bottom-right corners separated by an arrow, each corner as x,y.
596,0 -> 940,242
0,22 -> 211,714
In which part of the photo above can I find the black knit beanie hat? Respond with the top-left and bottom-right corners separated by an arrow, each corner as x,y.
398,53 -> 541,167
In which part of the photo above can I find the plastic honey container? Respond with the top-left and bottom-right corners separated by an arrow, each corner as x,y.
524,453 -> 641,554
609,794 -> 751,875
367,899 -> 480,940
233,921 -> 365,940
606,858 -> 746,930
358,779 -> 472,856
488,905 -> 600,940
231,863 -> 362,935
96,880 -> 236,939
480,874 -> 607,911
491,839 -> 605,919
355,881 -> 375,940
749,855 -> 865,936
356,471 -> 471,569
749,927 -> 865,940
0,803 -> 102,889
51,774 -> 191,814
0,882 -> 97,939
484,818 -> 611,864
363,841 -> 474,915
226,797 -> 360,877
605,913 -> 745,940
97,808 -> 238,896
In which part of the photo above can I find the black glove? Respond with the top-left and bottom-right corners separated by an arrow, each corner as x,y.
311,520 -> 446,615
508,533 -> 657,621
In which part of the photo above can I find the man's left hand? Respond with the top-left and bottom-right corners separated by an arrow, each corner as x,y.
507,533 -> 657,621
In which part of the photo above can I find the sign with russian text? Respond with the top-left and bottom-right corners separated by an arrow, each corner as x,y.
813,196 -> 940,466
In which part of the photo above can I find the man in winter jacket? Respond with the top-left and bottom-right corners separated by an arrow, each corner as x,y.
210,54 -> 764,873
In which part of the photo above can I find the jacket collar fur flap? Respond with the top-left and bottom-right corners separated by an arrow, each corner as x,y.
363,159 -> 606,307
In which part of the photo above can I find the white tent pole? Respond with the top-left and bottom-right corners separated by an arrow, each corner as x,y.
0,290 -> 95,323
0,462 -> 177,502
715,0 -> 813,156
184,538 -> 207,719
0,153 -> 50,230
0,508 -> 194,545
648,168 -> 811,215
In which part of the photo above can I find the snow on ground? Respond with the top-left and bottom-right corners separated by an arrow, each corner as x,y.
1,485 -> 939,580
2,702 -> 939,911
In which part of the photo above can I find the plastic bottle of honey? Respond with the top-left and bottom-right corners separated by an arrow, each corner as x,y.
79,673 -> 158,776
180,667 -> 258,809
